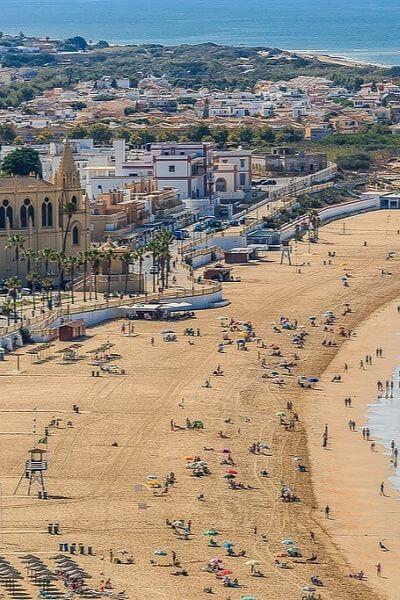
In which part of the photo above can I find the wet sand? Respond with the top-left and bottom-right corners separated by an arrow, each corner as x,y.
1,211 -> 400,599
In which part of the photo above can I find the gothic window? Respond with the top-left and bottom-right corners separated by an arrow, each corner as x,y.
41,198 -> 53,227
0,200 -> 12,229
71,195 -> 78,209
20,198 -> 34,228
72,225 -> 80,245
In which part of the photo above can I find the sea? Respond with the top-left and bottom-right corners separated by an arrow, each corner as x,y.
1,0 -> 400,67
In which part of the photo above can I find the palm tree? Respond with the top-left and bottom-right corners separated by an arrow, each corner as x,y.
146,239 -> 161,293
41,276 -> 53,309
22,247 -> 38,282
5,276 -> 21,322
5,235 -> 26,278
1,297 -> 14,326
61,201 -> 78,254
88,247 -> 101,301
39,248 -> 54,278
77,250 -> 91,302
119,250 -> 133,295
102,247 -> 115,300
64,256 -> 81,304
134,246 -> 146,293
157,228 -> 174,288
60,201 -> 79,288
52,250 -> 66,303
26,271 -> 41,311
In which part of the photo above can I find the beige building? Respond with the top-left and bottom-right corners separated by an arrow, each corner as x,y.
0,142 -> 89,280
90,179 -> 182,243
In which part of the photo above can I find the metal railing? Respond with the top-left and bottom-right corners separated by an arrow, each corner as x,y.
2,279 -> 223,338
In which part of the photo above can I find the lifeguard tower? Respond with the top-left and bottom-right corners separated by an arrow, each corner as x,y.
280,240 -> 292,265
25,448 -> 47,497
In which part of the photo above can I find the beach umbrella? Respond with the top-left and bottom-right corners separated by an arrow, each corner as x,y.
162,330 -> 176,334
245,560 -> 261,566
217,569 -> 233,576
221,542 -> 234,548
275,411 -> 286,417
145,475 -> 159,480
301,586 -> 316,593
225,469 -> 238,475
281,539 -> 295,545
241,596 -> 256,600
308,377 -> 319,383
154,550 -> 167,556
184,456 -> 194,461
223,473 -> 236,479
203,529 -> 219,536
221,448 -> 231,453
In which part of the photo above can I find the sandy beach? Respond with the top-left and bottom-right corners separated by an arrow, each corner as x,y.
2,210 -> 400,599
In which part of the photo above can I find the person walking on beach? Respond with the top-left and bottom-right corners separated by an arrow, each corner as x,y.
344,363 -> 348,372
362,427 -> 366,440
359,359 -> 364,370
376,562 -> 382,577
371,442 -> 376,451
380,482 -> 385,496
324,505 -> 330,519
366,428 -> 370,440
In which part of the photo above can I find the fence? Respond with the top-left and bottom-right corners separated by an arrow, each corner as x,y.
0,279 -> 222,338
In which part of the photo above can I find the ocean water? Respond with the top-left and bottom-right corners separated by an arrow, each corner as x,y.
367,363 -> 400,493
1,0 -> 400,66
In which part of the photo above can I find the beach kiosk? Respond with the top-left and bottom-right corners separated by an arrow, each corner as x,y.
26,448 -> 47,497
203,263 -> 232,282
224,248 -> 252,264
59,319 -> 86,341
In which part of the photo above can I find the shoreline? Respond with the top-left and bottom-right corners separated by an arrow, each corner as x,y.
306,298 -> 400,594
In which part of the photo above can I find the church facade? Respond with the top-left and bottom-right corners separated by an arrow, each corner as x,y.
0,143 -> 89,281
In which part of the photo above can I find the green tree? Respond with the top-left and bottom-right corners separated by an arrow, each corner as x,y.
22,247 -> 38,281
186,123 -> 210,141
5,276 -> 21,322
102,247 -> 115,299
133,246 -> 146,292
2,147 -> 42,177
68,124 -> 89,138
88,123 -> 113,145
5,234 -> 26,278
211,127 -> 229,148
26,271 -> 40,310
337,152 -> 372,171
119,250 -> 134,294
1,297 -> 14,325
0,123 -> 16,144
77,250 -> 92,302
64,255 -> 81,304
88,247 -> 101,300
